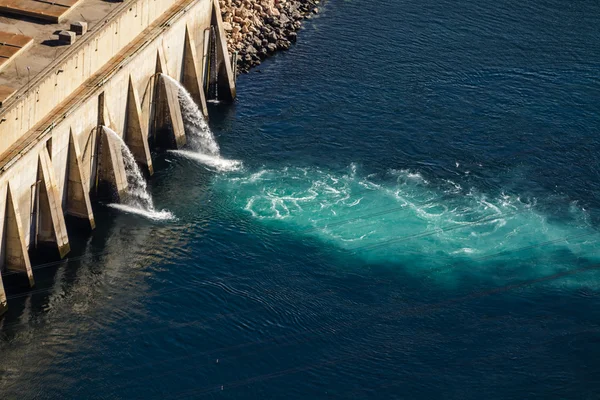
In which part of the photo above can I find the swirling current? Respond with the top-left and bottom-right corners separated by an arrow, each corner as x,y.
1,0 -> 600,398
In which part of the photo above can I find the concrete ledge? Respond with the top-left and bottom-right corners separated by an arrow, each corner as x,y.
0,32 -> 34,74
0,0 -> 84,23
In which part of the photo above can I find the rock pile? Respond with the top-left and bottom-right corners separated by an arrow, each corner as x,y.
219,0 -> 321,73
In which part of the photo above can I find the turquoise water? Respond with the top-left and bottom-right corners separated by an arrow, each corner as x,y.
215,164 -> 600,288
2,0 -> 600,398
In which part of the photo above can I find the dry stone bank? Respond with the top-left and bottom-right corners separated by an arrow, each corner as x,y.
219,0 -> 321,73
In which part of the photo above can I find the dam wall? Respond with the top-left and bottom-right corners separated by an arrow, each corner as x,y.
0,0 -> 236,315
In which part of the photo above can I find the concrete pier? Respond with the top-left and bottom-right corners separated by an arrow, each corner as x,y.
65,130 -> 96,229
154,56 -> 187,149
36,147 -> 71,258
182,26 -> 209,118
0,0 -> 236,316
125,77 -> 154,175
2,184 -> 35,287
210,0 -> 236,102
97,126 -> 129,202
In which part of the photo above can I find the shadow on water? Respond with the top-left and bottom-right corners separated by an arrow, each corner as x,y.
0,198 -> 180,334
0,213 -> 113,329
0,218 -> 101,327
25,211 -> 600,399
1,148 -> 600,398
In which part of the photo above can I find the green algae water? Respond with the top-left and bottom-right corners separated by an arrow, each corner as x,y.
2,0 -> 600,398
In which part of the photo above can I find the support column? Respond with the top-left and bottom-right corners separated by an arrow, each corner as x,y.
125,76 -> 154,175
153,48 -> 186,149
37,147 -> 70,258
0,273 -> 7,317
211,0 -> 236,102
97,127 -> 128,202
2,184 -> 35,287
98,92 -> 114,131
66,129 -> 96,229
182,25 -> 209,118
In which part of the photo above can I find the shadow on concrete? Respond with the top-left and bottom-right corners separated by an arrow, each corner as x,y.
41,39 -> 64,47
0,13 -> 55,26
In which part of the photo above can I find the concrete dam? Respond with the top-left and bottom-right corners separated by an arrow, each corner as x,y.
0,0 -> 237,316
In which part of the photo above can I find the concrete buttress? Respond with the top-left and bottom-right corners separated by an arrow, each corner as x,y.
65,129 -> 96,229
125,76 -> 154,175
0,0 -> 244,310
182,26 -> 209,118
154,49 -> 186,149
211,0 -> 237,102
97,127 -> 128,202
2,184 -> 35,287
0,272 -> 6,316
36,147 -> 71,258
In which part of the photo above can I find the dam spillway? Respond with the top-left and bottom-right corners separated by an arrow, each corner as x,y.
0,0 -> 236,315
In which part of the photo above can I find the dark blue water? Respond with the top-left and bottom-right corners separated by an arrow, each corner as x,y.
2,0 -> 600,398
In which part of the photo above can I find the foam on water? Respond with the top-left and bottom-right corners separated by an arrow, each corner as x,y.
107,203 -> 175,221
215,164 -> 600,287
160,74 -> 219,154
169,150 -> 242,172
161,74 -> 241,171
102,126 -> 175,221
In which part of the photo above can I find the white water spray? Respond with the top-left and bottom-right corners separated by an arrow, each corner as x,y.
160,74 -> 219,155
160,74 -> 241,172
102,126 -> 174,220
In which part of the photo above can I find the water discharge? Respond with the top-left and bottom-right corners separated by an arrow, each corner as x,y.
169,150 -> 242,172
160,74 -> 241,171
215,164 -> 600,288
102,126 -> 174,221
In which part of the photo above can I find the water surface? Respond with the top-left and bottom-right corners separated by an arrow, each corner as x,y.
1,0 -> 600,398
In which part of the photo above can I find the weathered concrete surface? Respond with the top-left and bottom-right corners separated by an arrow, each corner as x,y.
65,129 -> 95,229
97,126 -> 128,201
154,50 -> 187,149
0,0 -> 193,158
0,0 -> 237,316
0,32 -> 33,74
0,0 -> 114,97
37,146 -> 71,258
0,272 -> 6,315
0,0 -> 85,23
125,76 -> 154,175
211,0 -> 236,101
2,184 -> 35,287
182,26 -> 209,118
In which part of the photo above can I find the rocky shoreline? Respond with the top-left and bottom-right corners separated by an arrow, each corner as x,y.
219,0 -> 322,74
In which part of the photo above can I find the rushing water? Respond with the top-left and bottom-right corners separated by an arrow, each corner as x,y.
102,126 -> 174,221
161,73 -> 242,171
216,164 -> 600,288
1,0 -> 600,398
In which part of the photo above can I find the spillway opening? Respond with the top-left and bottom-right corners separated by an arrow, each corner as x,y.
101,126 -> 174,221
161,73 -> 241,172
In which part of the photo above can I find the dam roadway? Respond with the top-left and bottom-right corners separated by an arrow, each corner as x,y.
0,0 -> 236,315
